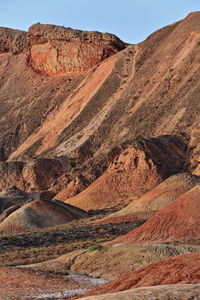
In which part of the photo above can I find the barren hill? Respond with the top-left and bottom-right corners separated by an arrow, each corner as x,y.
95,172 -> 200,224
64,136 -> 187,210
0,199 -> 87,233
0,13 -> 199,210
0,12 -> 199,170
106,183 -> 200,245
77,252 -> 200,298
79,285 -> 200,300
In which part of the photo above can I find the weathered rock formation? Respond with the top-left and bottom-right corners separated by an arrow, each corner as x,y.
1,13 -> 200,300
0,12 -> 199,169
65,136 -> 187,210
28,24 -> 126,75
0,157 -> 71,192
0,27 -> 27,54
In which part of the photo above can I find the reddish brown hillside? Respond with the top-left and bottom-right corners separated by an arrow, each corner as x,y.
95,173 -> 200,224
0,13 -> 199,214
0,12 -> 199,171
106,183 -> 200,245
0,157 -> 71,192
77,285 -> 200,300
0,27 -> 27,54
65,136 -> 186,210
76,252 -> 200,298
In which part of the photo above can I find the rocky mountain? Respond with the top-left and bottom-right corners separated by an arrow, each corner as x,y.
0,11 -> 200,300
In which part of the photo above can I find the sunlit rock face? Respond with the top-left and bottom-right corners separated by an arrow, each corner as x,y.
0,27 -> 27,54
28,24 -> 126,75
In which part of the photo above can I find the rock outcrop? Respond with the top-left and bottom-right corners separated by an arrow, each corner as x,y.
28,24 -> 126,75
0,27 -> 27,54
0,157 -> 71,192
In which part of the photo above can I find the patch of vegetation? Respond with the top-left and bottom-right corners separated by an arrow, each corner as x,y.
88,245 -> 104,252
67,155 -> 76,167
136,60 -> 143,67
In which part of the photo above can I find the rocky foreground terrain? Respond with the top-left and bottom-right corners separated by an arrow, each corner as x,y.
0,11 -> 200,299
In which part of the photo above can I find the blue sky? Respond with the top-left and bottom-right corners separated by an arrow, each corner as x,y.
0,0 -> 199,43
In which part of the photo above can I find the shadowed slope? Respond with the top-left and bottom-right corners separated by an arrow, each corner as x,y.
0,186 -> 33,214
65,136 -> 186,210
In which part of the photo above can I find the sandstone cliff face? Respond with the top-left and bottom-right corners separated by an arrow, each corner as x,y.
28,24 -> 126,75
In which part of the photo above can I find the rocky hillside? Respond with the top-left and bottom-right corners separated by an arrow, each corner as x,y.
0,12 -> 200,300
0,12 -> 199,169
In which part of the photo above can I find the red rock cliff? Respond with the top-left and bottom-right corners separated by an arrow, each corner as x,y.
28,24 -> 126,75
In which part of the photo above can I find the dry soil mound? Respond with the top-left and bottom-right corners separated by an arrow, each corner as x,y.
77,252 -> 200,298
78,284 -> 200,300
0,199 -> 87,233
96,173 -> 200,224
107,183 -> 200,245
26,243 -> 200,280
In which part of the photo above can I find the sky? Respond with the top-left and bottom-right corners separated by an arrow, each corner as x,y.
0,0 -> 199,43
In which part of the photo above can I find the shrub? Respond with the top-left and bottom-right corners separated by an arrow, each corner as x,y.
88,245 -> 104,252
